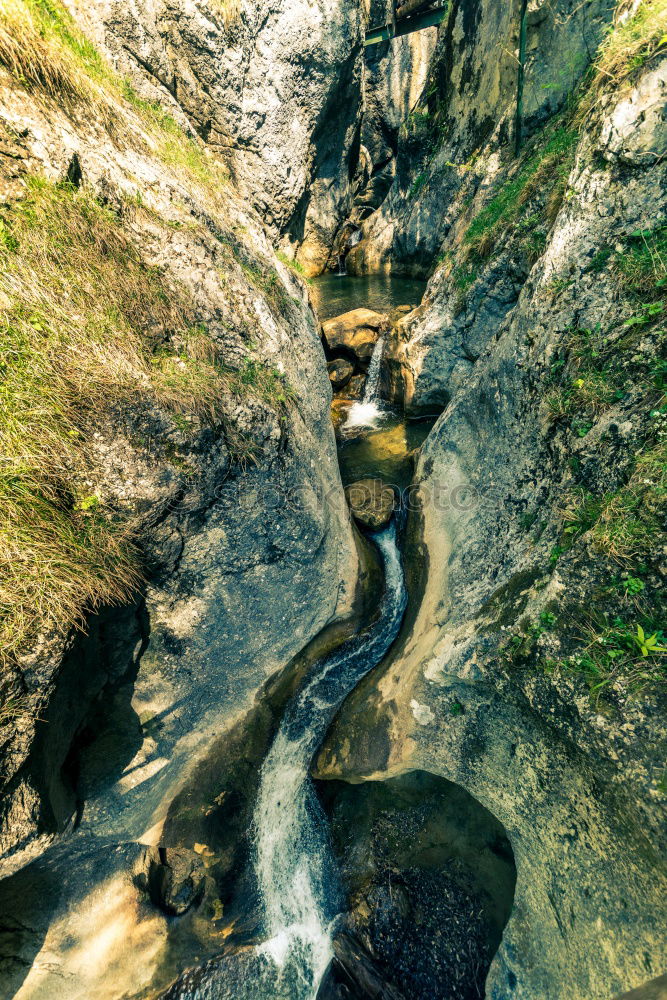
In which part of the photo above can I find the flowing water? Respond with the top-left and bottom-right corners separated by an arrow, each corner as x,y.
252,525 -> 407,999
344,335 -> 385,431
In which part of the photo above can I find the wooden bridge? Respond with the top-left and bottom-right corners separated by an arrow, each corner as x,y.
364,0 -> 447,47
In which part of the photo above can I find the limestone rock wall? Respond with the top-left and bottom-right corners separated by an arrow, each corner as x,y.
351,0 -> 438,226
316,51 -> 667,1000
348,0 -> 616,275
64,0 -> 366,275
0,42 -> 358,875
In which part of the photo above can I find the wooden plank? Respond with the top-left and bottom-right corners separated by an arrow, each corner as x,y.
364,5 -> 446,47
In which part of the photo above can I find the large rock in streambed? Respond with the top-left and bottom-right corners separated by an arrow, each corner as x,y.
323,309 -> 390,366
140,846 -> 206,917
327,358 -> 355,391
345,479 -> 395,530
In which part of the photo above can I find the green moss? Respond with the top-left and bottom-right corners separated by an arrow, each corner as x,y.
275,250 -> 311,284
464,125 -> 578,259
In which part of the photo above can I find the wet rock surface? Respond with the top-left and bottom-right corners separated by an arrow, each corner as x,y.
328,358 -> 356,391
142,846 -> 206,917
345,479 -> 396,530
316,771 -> 515,1000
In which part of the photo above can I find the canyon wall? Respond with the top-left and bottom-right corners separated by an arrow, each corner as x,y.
0,0 -> 363,879
348,0 -> 617,275
317,4 -> 667,998
64,0 -> 367,275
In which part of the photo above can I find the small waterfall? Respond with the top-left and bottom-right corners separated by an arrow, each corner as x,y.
343,336 -> 385,431
336,254 -> 347,276
252,526 -> 406,1000
362,336 -> 384,404
348,228 -> 362,248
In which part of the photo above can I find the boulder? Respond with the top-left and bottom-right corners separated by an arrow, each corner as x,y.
345,479 -> 395,530
344,374 -> 368,400
322,309 -> 389,366
327,358 -> 355,391
142,846 -> 206,917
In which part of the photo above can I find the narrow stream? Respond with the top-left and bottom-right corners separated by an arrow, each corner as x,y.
253,525 -> 407,999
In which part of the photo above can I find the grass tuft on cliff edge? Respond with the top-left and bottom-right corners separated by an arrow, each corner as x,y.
583,0 -> 667,108
0,177 -> 293,660
0,0 -> 228,197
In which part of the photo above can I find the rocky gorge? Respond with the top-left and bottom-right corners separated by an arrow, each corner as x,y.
0,1 -> 665,999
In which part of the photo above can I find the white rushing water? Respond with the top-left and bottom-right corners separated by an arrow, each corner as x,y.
344,336 -> 385,432
253,525 -> 406,999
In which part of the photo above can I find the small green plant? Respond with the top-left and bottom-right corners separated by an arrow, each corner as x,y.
74,494 -> 100,511
615,225 -> 667,297
631,625 -> 667,657
539,611 -> 557,628
624,302 -> 664,327
620,575 -> 645,596
549,275 -> 573,295
589,246 -> 613,273
572,417 -> 593,438
449,699 -> 465,716
275,250 -> 311,284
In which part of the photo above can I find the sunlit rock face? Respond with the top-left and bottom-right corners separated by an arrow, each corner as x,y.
0,34 -> 359,875
347,0 -> 438,230
315,57 -> 667,1000
350,0 -> 616,276
64,0 -> 367,275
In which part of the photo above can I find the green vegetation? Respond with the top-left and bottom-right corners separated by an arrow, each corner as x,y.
408,172 -> 429,200
560,614 -> 666,695
505,605 -> 666,695
463,125 -> 578,261
561,442 -> 666,562
615,225 -> 667,298
546,318 -> 664,429
275,250 -> 311,284
0,177 -> 292,659
578,0 -> 667,118
240,257 -> 294,315
0,0 -> 228,197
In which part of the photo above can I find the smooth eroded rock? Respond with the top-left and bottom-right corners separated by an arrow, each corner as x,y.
323,308 -> 389,365
345,479 -> 395,530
